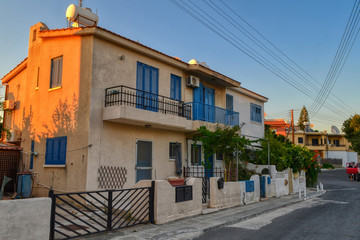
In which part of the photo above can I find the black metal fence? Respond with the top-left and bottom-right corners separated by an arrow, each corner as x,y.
105,85 -> 191,119
183,166 -> 225,203
49,183 -> 154,240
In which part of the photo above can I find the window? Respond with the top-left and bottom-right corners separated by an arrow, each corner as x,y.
45,136 -> 67,165
226,94 -> 233,111
50,56 -> 63,89
250,103 -> 262,123
136,62 -> 159,112
169,142 -> 180,160
312,138 -> 319,146
170,74 -> 181,101
334,139 -> 340,146
36,67 -> 40,89
298,137 -> 303,144
216,152 -> 223,161
191,145 -> 201,165
32,29 -> 37,42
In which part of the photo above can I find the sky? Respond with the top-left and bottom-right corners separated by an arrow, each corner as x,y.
0,0 -> 359,132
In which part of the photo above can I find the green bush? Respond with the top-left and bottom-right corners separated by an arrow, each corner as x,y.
322,163 -> 335,169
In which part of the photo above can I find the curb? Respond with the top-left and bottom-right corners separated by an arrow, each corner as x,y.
164,190 -> 327,240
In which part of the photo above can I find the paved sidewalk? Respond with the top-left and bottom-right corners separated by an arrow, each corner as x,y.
84,189 -> 326,240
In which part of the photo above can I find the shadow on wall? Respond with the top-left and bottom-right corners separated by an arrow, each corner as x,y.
13,94 -> 79,173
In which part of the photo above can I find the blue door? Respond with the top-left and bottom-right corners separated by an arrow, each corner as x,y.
193,83 -> 204,120
203,86 -> 215,123
205,155 -> 214,178
136,62 -> 159,112
260,176 -> 266,198
193,83 -> 215,122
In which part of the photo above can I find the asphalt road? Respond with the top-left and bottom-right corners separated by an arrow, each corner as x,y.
195,169 -> 360,240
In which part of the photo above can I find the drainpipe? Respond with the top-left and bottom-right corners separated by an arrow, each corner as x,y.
267,139 -> 270,176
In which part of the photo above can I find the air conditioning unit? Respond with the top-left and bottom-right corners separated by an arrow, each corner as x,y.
3,100 -> 15,110
187,75 -> 200,88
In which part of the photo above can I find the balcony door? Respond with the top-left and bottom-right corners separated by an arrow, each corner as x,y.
136,140 -> 152,182
136,62 -> 159,112
193,83 -> 215,122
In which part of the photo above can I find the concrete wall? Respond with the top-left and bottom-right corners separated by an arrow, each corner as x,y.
0,198 -> 51,240
347,152 -> 358,164
275,169 -> 290,198
209,175 -> 260,209
327,151 -> 350,167
247,163 -> 277,179
290,170 -> 306,194
153,178 -> 202,224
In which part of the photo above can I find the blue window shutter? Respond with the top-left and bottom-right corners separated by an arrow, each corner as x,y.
136,62 -> 144,90
170,74 -> 181,101
45,138 -> 54,164
59,137 -> 67,165
170,76 -> 175,99
45,137 -> 67,165
53,138 -> 60,164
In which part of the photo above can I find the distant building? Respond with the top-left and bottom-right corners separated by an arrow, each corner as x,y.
264,119 -> 290,137
290,130 -> 357,167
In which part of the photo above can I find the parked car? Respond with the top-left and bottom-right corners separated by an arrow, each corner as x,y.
346,162 -> 360,181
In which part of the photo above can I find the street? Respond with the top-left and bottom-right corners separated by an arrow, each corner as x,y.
195,169 -> 360,240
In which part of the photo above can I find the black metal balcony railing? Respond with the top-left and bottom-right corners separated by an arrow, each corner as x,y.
105,85 -> 191,119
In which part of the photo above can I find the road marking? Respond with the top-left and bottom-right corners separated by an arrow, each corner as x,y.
326,188 -> 357,191
228,198 -> 342,230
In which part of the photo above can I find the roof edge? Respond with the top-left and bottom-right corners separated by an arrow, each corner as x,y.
1,58 -> 28,84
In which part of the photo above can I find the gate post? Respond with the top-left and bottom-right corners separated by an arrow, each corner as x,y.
107,190 -> 113,231
48,189 -> 55,240
149,181 -> 155,224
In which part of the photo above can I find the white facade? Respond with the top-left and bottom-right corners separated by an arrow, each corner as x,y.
226,87 -> 267,140
327,151 -> 358,167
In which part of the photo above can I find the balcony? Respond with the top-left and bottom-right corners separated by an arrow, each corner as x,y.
103,85 -> 192,131
184,102 -> 239,127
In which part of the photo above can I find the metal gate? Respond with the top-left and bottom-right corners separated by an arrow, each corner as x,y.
184,166 -> 225,204
202,178 -> 209,203
260,176 -> 266,198
49,183 -> 154,240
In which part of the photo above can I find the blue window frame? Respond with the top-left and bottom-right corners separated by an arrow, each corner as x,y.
136,62 -> 159,112
170,74 -> 181,101
250,103 -> 262,124
45,136 -> 67,165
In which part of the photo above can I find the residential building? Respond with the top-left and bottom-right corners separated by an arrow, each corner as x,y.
1,21 -> 267,196
291,131 -> 357,167
264,119 -> 290,137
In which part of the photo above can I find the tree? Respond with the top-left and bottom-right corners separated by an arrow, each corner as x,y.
342,114 -> 360,154
192,125 -> 254,180
297,106 -> 309,131
0,101 -> 11,139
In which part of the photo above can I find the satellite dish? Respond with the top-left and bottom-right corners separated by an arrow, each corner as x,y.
331,125 -> 340,134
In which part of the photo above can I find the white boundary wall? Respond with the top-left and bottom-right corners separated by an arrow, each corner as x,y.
0,198 -> 51,240
133,178 -> 202,224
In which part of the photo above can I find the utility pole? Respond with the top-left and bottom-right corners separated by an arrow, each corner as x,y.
291,109 -> 295,143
